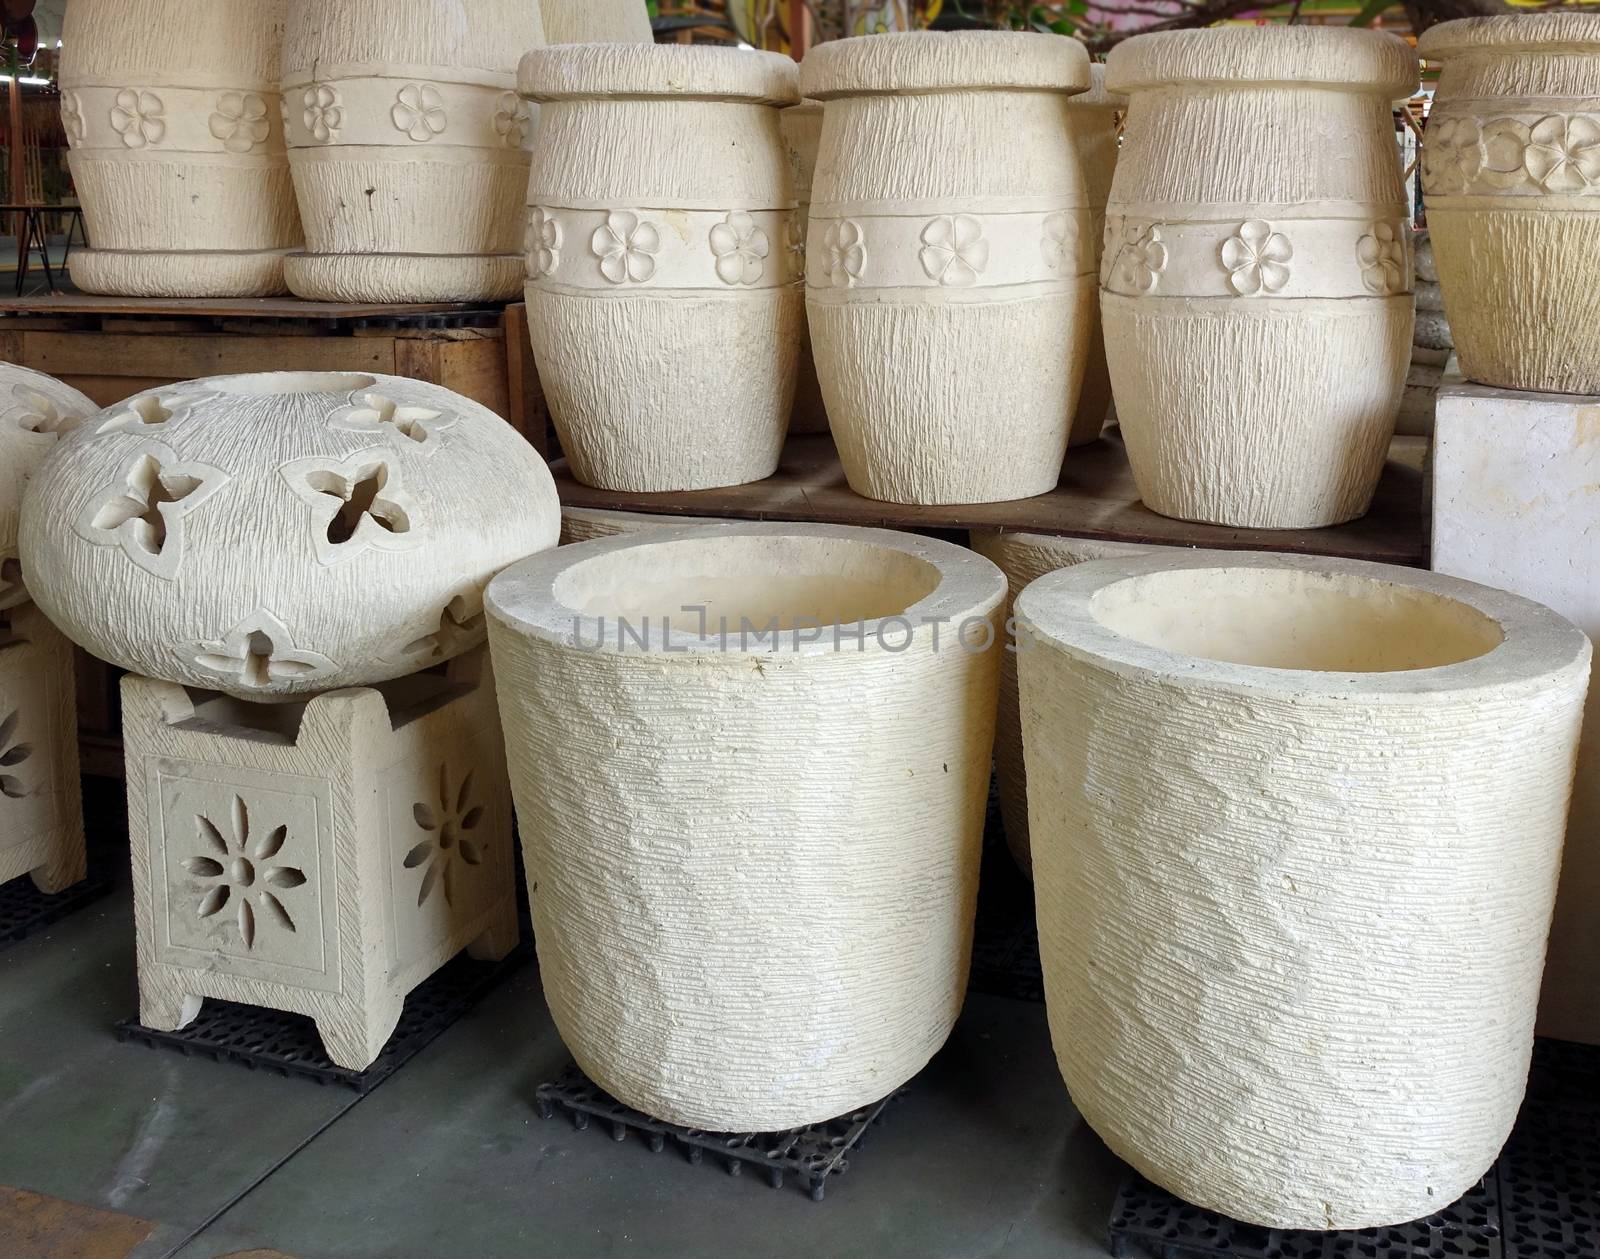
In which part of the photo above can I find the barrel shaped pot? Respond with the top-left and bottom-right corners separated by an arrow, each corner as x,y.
801,33 -> 1094,505
1067,67 -> 1123,448
539,0 -> 654,44
519,46 -> 802,493
1419,15 -> 1600,394
1018,550 -> 1591,1228
486,523 -> 1005,1129
280,0 -> 544,302
0,366 -> 98,609
60,0 -> 301,297
781,99 -> 830,434
1103,30 -> 1417,528
20,371 -> 559,702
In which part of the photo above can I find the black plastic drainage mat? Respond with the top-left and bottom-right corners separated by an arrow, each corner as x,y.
116,944 -> 531,1093
0,868 -> 115,948
1109,1039 -> 1599,1259
536,1062 -> 905,1201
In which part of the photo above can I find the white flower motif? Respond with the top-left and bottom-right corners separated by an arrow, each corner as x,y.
331,392 -> 455,451
591,211 -> 659,285
60,91 -> 85,147
1222,219 -> 1293,296
1525,115 -> 1600,193
1357,221 -> 1407,296
824,220 -> 865,288
302,83 -> 343,144
110,89 -> 166,149
709,211 -> 770,286
392,83 -> 447,143
525,207 -> 562,279
208,92 -> 270,154
494,92 -> 531,149
1042,212 -> 1076,272
1111,221 -> 1166,293
1422,116 -> 1484,196
919,215 -> 989,287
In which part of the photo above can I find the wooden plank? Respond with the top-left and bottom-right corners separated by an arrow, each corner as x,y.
59,376 -> 174,407
16,330 -> 396,380
0,293 -> 496,320
0,1185 -> 155,1259
553,432 -> 1431,567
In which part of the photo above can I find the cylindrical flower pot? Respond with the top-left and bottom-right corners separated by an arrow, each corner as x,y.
486,523 -> 1005,1129
21,371 -> 559,702
801,33 -> 1094,505
59,0 -> 302,297
1,367 -> 98,610
1067,66 -> 1122,449
279,0 -> 544,302
781,99 -> 830,435
539,0 -> 653,45
1103,30 -> 1418,528
518,46 -> 802,493
1419,15 -> 1600,394
1018,549 -> 1591,1228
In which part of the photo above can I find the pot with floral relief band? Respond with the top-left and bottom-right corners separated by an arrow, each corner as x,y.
1102,28 -> 1417,529
518,45 -> 803,493
59,0 -> 302,297
279,0 -> 544,303
1420,15 -> 1600,394
801,32 -> 1095,506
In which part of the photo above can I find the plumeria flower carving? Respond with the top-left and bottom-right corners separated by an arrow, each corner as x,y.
404,767 -> 486,909
330,391 -> 454,452
494,92 -> 531,148
710,211 -> 770,286
209,92 -> 270,154
75,444 -> 228,580
1422,116 -> 1484,195
59,91 -> 85,147
0,708 -> 30,799
193,609 -> 337,692
396,590 -> 485,665
4,382 -> 90,438
526,207 -> 562,280
824,220 -> 865,288
302,83 -> 343,144
1041,212 -> 1076,272
1358,222 -> 1408,295
1222,219 -> 1293,296
96,392 -> 184,436
392,83 -> 447,142
1110,221 -> 1167,293
184,794 -> 307,950
919,215 -> 989,287
110,89 -> 166,149
1525,115 -> 1600,192
592,211 -> 660,285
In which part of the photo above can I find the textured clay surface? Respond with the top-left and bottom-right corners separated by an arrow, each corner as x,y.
539,0 -> 653,45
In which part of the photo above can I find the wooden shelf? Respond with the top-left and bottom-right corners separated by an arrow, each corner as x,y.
0,294 -> 501,321
554,430 -> 1431,568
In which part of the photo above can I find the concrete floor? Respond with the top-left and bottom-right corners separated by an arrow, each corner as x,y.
0,833 -> 1126,1258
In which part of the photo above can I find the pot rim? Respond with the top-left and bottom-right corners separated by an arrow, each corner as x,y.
799,30 -> 1090,101
518,43 -> 800,106
1015,549 -> 1590,702
1105,27 -> 1418,99
1418,13 -> 1600,60
486,521 -> 1006,657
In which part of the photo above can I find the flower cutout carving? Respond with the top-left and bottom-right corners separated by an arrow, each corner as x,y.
1042,212 -> 1077,273
95,392 -> 185,436
1422,116 -> 1484,195
592,211 -> 660,285
709,211 -> 771,286
920,215 -> 989,287
110,89 -> 166,149
74,444 -> 228,581
823,220 -> 865,288
1222,220 -> 1292,297
184,794 -> 307,950
404,767 -> 486,909
0,708 -> 31,799
526,207 -> 562,280
0,559 -> 26,613
331,391 -> 454,453
194,609 -> 336,692
1110,222 -> 1167,293
494,92 -> 531,149
60,91 -> 85,147
209,92 -> 270,154
3,382 -> 91,439
396,590 -> 485,665
302,83 -> 343,144
392,83 -> 447,142
282,453 -> 418,564
1526,115 -> 1600,193
1358,222 -> 1407,295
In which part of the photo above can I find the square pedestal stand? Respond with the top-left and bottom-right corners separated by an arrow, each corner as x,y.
122,647 -> 521,1071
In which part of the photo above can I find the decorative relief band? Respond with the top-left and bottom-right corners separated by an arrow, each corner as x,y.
803,208 -> 1097,294
523,206 -> 798,292
1424,106 -> 1600,198
63,86 -> 285,155
282,79 -> 534,151
1101,213 -> 1412,299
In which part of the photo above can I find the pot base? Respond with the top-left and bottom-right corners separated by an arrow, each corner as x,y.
69,248 -> 294,299
284,252 -> 525,304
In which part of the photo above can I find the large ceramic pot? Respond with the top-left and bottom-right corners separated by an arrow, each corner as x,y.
21,371 -> 559,702
539,0 -> 653,44
1419,15 -> 1600,394
1018,549 -> 1591,1228
781,99 -> 830,435
1067,66 -> 1122,448
518,46 -> 802,492
486,523 -> 1004,1129
279,0 -> 544,302
59,0 -> 301,297
801,32 -> 1094,505
1103,29 -> 1417,528
0,366 -> 98,609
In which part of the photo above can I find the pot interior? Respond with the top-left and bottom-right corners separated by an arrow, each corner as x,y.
206,372 -> 380,397
1089,567 -> 1504,673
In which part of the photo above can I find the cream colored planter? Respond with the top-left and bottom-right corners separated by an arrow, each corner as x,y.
540,0 -> 653,45
1067,67 -> 1122,449
967,529 -> 1155,876
1103,30 -> 1417,528
59,0 -> 301,297
486,523 -> 1005,1128
1419,15 -> 1600,394
519,47 -> 801,493
20,371 -> 558,702
280,0 -> 543,302
1,365 -> 97,609
1018,549 -> 1591,1228
781,100 -> 830,435
801,33 -> 1094,505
